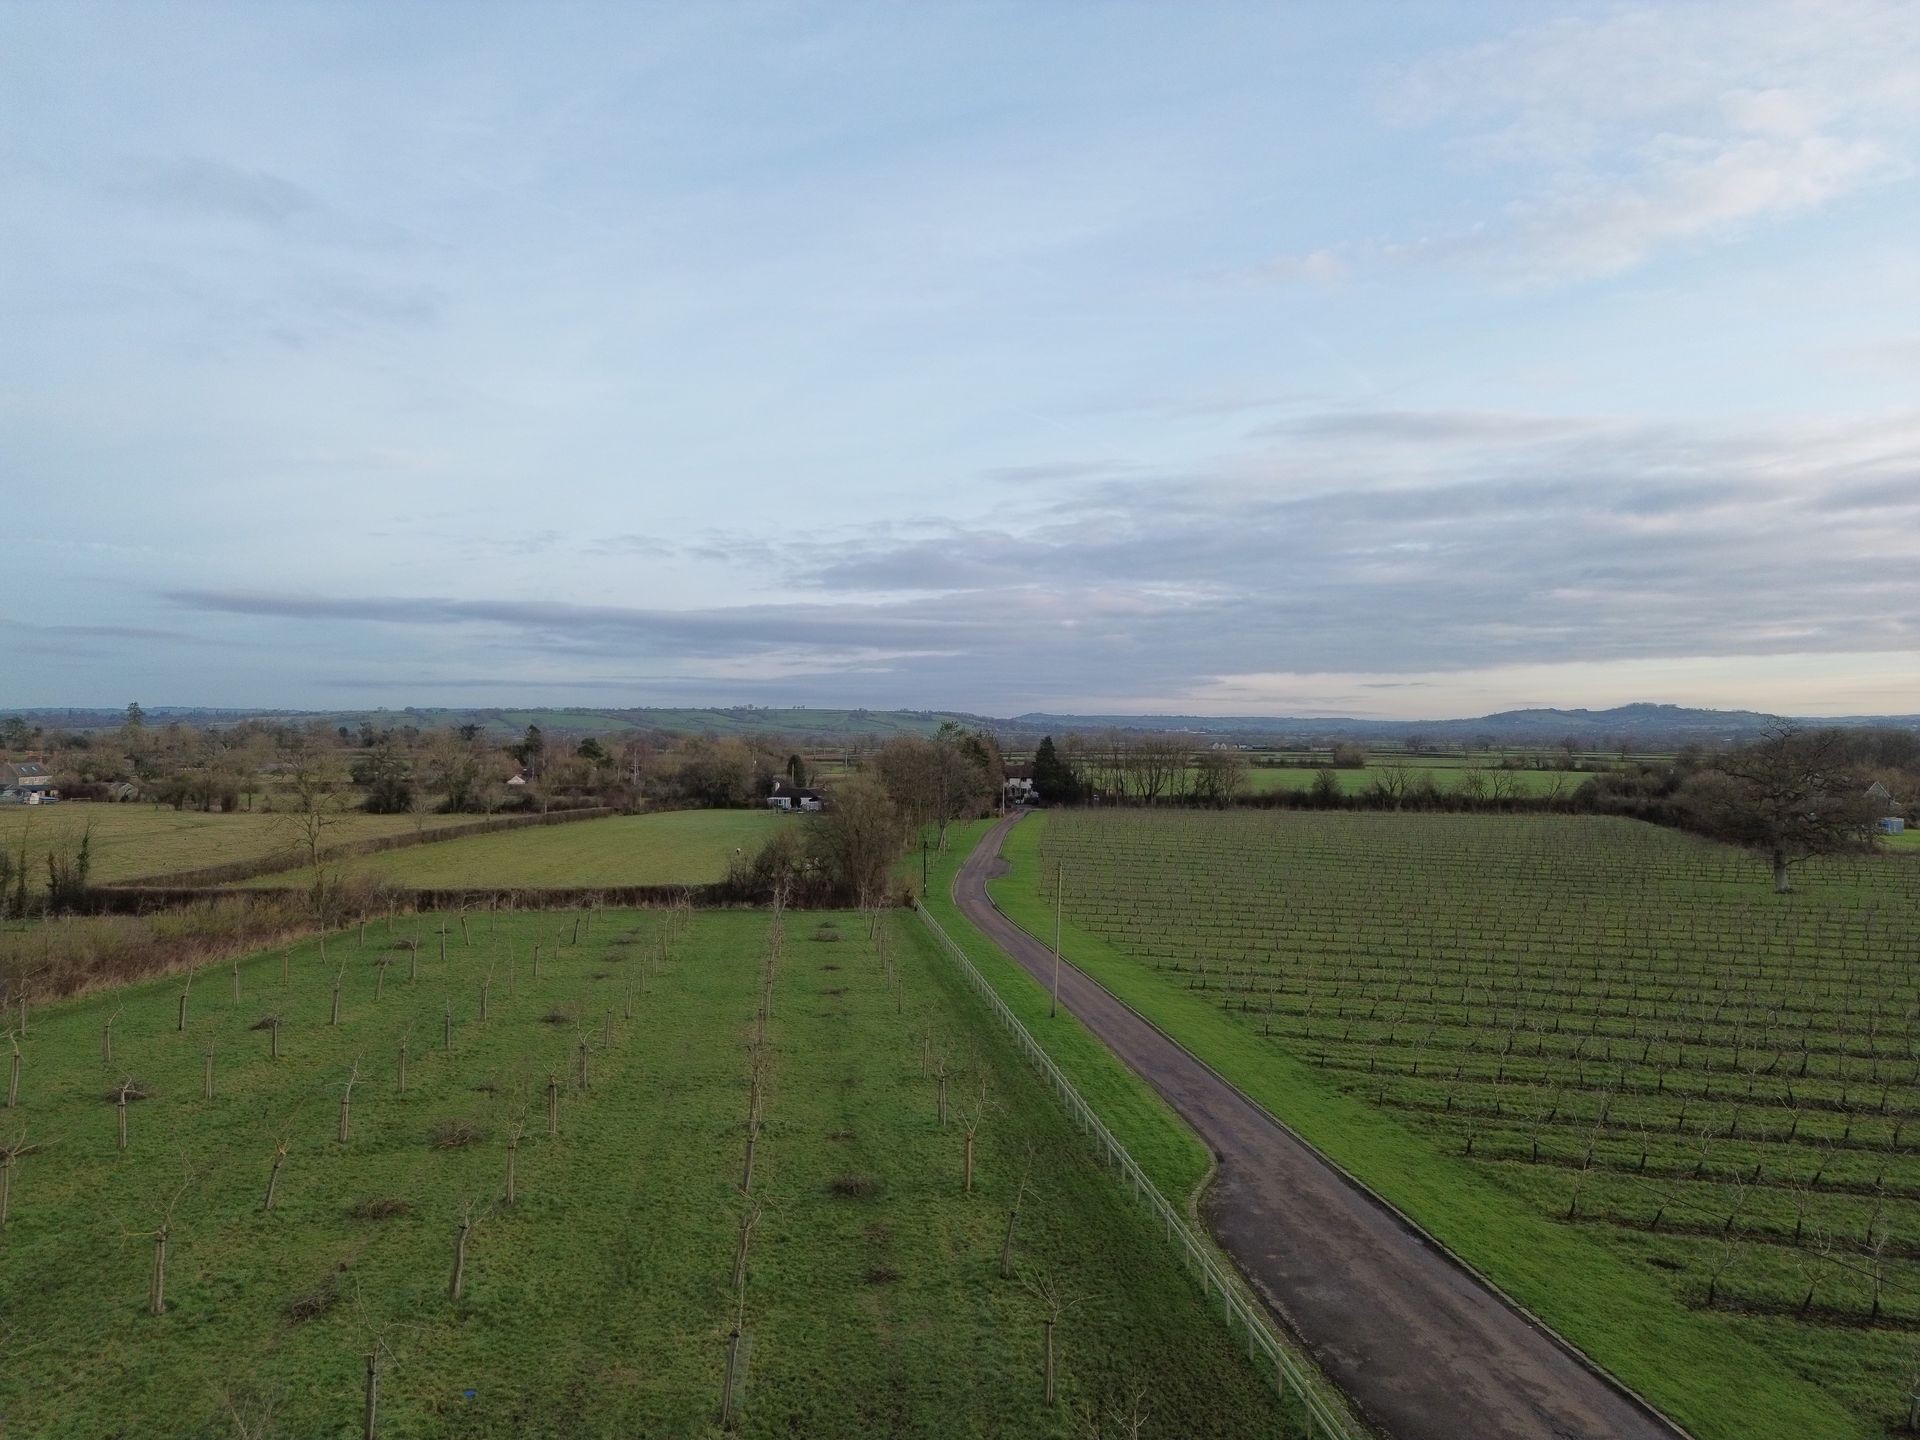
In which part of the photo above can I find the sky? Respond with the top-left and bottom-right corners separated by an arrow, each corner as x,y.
3,1 -> 1918,720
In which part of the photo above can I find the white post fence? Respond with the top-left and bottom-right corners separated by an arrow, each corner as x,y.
916,902 -> 1354,1440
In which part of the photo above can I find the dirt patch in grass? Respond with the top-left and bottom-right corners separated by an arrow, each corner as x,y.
829,1173 -> 881,1198
863,1264 -> 900,1285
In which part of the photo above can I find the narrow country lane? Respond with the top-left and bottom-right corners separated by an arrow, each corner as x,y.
952,813 -> 1684,1440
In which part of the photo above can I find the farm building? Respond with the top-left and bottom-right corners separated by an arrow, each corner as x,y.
767,780 -> 824,811
0,761 -> 53,793
1865,781 -> 1907,835
0,761 -> 55,802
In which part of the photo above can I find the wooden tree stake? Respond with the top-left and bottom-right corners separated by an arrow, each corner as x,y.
449,1213 -> 471,1300
264,1143 -> 287,1211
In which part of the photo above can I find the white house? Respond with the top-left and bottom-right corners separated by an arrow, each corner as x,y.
1002,764 -> 1037,805
767,780 -> 824,812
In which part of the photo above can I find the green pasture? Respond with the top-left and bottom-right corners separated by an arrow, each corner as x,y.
987,810 -> 1920,1440
1237,764 -> 1588,797
0,905 -> 1298,1438
0,806 -> 472,887
244,811 -> 787,891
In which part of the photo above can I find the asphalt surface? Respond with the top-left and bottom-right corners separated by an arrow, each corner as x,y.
953,813 -> 1684,1440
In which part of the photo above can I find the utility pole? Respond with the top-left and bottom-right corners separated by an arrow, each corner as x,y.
921,837 -> 928,892
1051,864 -> 1063,1018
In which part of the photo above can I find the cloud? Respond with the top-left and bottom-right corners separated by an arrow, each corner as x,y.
1490,131 -> 1888,280
587,534 -> 682,558
1373,1 -> 1920,281
125,156 -> 321,228
983,460 -> 1143,485
154,405 -> 1920,712
1,619 -> 206,643
1216,248 -> 1349,287
1255,409 -> 1601,445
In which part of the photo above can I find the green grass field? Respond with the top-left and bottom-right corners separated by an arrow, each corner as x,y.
0,806 -> 474,886
1239,764 -> 1595,797
243,811 -> 789,891
991,810 -> 1920,1440
0,905 -> 1300,1438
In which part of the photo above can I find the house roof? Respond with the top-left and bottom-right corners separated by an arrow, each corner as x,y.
0,762 -> 48,780
770,780 -> 822,799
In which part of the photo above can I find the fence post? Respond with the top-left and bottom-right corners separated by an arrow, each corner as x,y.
913,903 -> 1347,1440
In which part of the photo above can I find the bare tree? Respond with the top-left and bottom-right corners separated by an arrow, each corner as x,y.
960,1077 -> 989,1194
0,1126 -> 43,1228
279,737 -> 348,895
1684,723 -> 1879,891
808,775 -> 906,904
1025,1272 -> 1085,1403
133,1177 -> 190,1315
1191,748 -> 1248,806
263,1137 -> 289,1212
449,1200 -> 478,1301
1000,1149 -> 1035,1278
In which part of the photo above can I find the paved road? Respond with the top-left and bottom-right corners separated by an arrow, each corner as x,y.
953,814 -> 1683,1440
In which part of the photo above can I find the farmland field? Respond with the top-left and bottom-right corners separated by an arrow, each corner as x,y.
998,810 -> 1920,1440
1238,764 -> 1588,797
0,806 -> 473,886
0,904 -> 1300,1438
243,810 -> 787,891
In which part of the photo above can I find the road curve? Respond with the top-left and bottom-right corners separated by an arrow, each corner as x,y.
953,813 -> 1683,1440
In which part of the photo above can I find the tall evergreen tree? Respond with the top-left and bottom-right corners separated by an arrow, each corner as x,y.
1032,735 -> 1077,803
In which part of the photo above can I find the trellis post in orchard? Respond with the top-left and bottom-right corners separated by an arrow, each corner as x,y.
1051,864 -> 1064,1019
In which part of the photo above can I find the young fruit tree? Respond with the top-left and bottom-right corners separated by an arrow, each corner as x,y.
1024,1272 -> 1083,1404
0,1127 -> 43,1229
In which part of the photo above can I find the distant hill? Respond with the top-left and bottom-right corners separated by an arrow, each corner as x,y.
1006,703 -> 1920,746
1,705 -> 992,741
6,701 -> 1917,747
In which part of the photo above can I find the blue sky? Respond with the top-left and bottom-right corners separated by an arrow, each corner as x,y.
3,2 -> 1917,718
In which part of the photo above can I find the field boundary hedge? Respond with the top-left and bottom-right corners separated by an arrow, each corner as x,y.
916,900 -> 1359,1439
68,879 -> 885,914
101,805 -> 619,890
